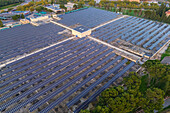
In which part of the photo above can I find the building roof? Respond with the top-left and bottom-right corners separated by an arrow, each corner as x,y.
73,26 -> 90,33
161,56 -> 170,65
165,10 -> 170,14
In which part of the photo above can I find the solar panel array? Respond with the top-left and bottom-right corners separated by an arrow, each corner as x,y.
57,7 -> 119,28
92,16 -> 170,55
0,37 -> 135,113
2,7 -> 167,113
0,23 -> 69,63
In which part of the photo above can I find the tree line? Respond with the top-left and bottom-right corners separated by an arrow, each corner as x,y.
0,0 -> 24,7
88,0 -> 166,10
90,1 -> 170,24
80,59 -> 169,113
12,14 -> 25,20
14,0 -> 84,12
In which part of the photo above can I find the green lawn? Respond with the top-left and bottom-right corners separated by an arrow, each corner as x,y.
0,3 -> 21,10
161,45 -> 170,60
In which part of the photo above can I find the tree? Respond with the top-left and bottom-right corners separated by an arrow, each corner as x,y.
123,72 -> 141,92
143,2 -> 149,6
142,60 -> 170,96
78,2 -> 83,8
29,6 -> 34,12
143,88 -> 165,113
8,8 -> 14,12
0,0 -> 24,7
35,6 -> 43,12
128,9 -> 132,15
60,4 -> 65,9
99,2 -> 103,8
51,0 -> 55,4
73,4 -> 78,9
134,9 -> 138,16
0,19 -> 3,27
93,105 -> 110,113
80,0 -> 85,5
118,7 -> 121,12
80,109 -> 90,113
81,70 -> 166,113
88,0 -> 96,6
144,10 -> 152,18
1,10 -> 5,13
156,3 -> 167,17
12,15 -> 20,20
16,5 -> 25,11
21,14 -> 25,19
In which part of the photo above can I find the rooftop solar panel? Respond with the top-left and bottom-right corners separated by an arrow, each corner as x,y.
57,7 -> 119,28
74,62 -> 135,113
0,23 -> 70,63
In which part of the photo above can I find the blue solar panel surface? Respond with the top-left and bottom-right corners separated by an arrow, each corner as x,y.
0,23 -> 69,63
0,37 -> 134,113
92,16 -> 170,55
3,7 -> 170,113
57,7 -> 119,28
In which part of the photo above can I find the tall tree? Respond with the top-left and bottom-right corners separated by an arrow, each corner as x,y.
143,88 -> 165,113
29,6 -> 34,12
73,4 -> 78,9
0,19 -> 3,27
21,14 -> 25,19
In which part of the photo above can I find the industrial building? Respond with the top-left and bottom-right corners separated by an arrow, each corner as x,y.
0,7 -> 169,113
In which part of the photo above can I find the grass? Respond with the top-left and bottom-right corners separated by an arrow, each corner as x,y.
161,45 -> 170,60
0,3 -> 21,10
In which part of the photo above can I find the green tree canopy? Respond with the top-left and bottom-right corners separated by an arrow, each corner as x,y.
143,88 -> 165,113
80,69 -> 166,113
29,6 -> 34,12
21,14 -> 25,19
12,15 -> 20,20
0,19 -> 3,27
142,60 -> 170,96
35,6 -> 43,12
73,4 -> 78,9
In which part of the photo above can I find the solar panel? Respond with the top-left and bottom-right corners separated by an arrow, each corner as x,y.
58,7 -> 119,28
28,48 -> 112,112
74,62 -> 135,113
0,38 -> 89,82
0,41 -> 96,95
0,23 -> 69,62
143,26 -> 170,48
136,24 -> 167,45
149,31 -> 170,50
130,22 -> 156,44
125,21 -> 152,41
67,58 -> 127,108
